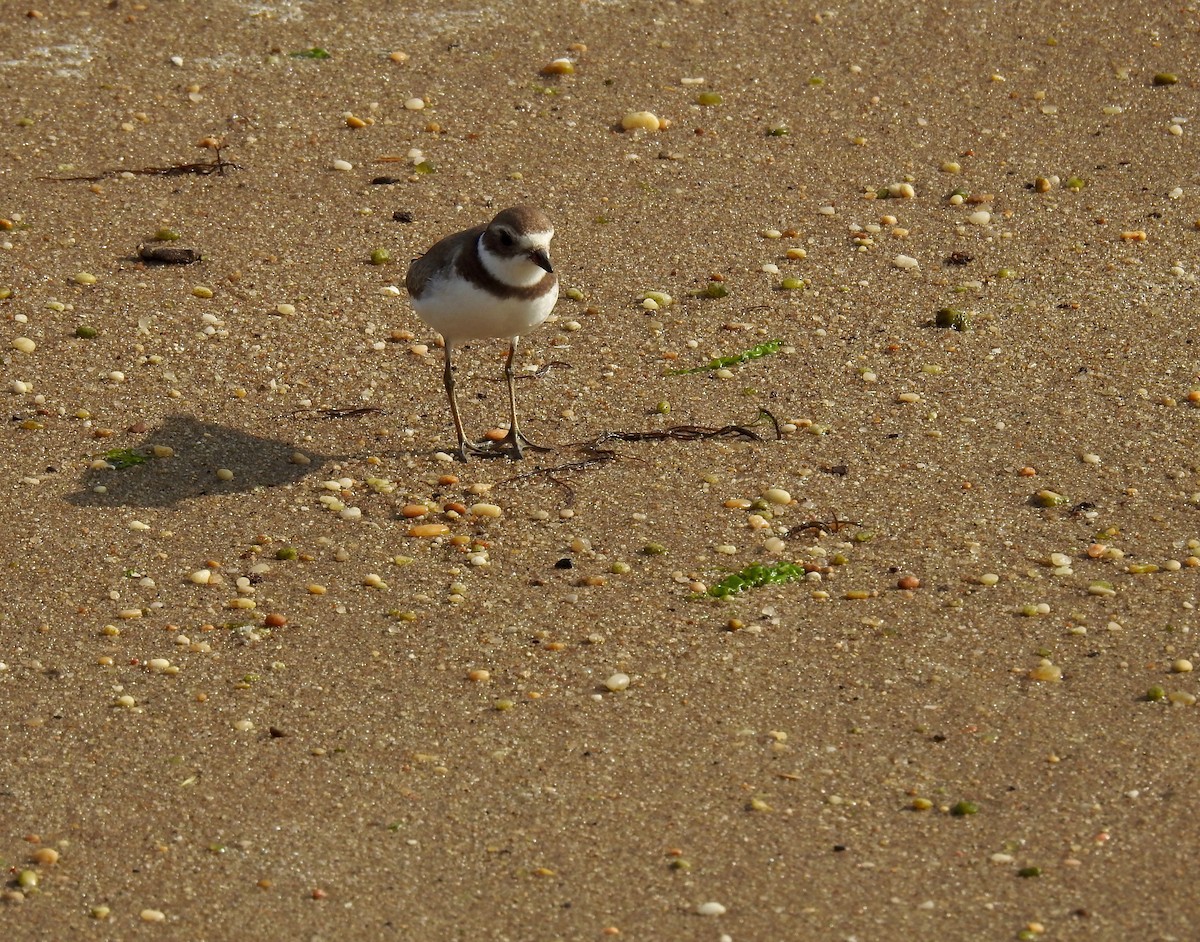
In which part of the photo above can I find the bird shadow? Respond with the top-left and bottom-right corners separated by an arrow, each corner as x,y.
65,414 -> 331,508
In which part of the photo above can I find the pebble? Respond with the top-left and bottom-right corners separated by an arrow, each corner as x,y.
892,254 -> 920,270
12,337 -> 35,354
1172,659 -> 1193,674
139,909 -> 166,923
332,159 -> 353,171
621,111 -> 661,132
1029,659 -> 1063,682
409,523 -> 449,537
605,672 -> 631,691
968,210 -> 991,226
763,487 -> 791,505
31,847 -> 59,866
404,97 -> 426,111
469,503 -> 502,518
697,901 -> 727,916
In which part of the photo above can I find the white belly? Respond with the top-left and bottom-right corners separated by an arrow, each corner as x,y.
412,274 -> 558,345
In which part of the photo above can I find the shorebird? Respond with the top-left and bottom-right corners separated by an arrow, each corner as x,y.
405,206 -> 559,460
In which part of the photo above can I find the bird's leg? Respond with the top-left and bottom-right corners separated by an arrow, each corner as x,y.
502,337 -> 551,459
442,343 -> 477,462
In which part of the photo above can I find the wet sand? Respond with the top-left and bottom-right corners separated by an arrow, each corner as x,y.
2,2 -> 1199,938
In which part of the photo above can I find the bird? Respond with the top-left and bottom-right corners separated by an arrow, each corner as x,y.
405,205 -> 559,461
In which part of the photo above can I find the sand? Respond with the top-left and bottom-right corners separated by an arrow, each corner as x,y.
2,1 -> 1199,938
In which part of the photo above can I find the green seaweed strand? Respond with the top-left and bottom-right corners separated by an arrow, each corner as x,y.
707,560 -> 807,599
669,339 -> 784,375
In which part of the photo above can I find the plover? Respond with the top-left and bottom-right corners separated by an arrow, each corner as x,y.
405,205 -> 559,460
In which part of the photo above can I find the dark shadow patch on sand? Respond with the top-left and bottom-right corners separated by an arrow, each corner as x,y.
65,414 -> 329,508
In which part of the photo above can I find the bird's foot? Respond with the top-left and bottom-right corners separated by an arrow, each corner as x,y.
504,428 -> 552,460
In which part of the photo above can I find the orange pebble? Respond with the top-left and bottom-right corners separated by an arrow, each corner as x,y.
408,523 -> 449,538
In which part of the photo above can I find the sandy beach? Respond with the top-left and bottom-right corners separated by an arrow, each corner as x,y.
2,1 -> 1199,938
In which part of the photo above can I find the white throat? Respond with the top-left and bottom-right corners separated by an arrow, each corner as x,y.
478,233 -> 552,288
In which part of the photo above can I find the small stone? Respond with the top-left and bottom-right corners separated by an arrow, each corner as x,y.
605,672 -> 631,691
409,522 -> 450,537
1029,658 -> 1063,682
892,254 -> 920,270
697,901 -> 727,916
1172,658 -> 1193,674
31,847 -> 59,866
331,159 -> 353,171
621,111 -> 661,132
897,575 -> 920,590
762,487 -> 792,505
11,337 -> 36,354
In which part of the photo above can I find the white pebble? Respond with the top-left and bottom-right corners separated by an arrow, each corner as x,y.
605,672 -> 631,691
332,159 -> 353,171
697,901 -> 727,916
12,337 -> 36,354
968,210 -> 992,226
404,97 -> 426,111
189,569 -> 212,585
892,254 -> 920,270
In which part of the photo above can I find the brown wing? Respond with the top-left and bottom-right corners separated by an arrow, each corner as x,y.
405,224 -> 486,299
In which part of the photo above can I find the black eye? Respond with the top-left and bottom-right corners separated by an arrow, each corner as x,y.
499,230 -> 514,247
